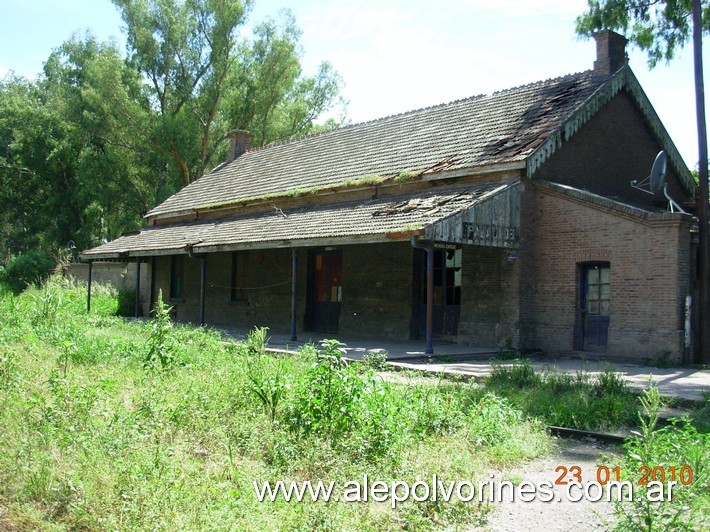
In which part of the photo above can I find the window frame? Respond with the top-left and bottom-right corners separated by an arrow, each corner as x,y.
169,255 -> 184,300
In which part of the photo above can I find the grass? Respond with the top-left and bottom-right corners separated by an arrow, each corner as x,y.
611,385 -> 709,530
2,279 -> 705,529
485,360 -> 641,431
483,360 -> 710,434
0,278 -> 549,530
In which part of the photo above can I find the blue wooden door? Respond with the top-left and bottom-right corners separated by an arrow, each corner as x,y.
582,264 -> 610,352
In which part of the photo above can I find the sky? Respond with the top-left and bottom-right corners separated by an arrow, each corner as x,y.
0,0 -> 707,170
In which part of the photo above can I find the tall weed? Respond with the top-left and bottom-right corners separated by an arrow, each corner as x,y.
489,360 -> 540,388
486,364 -> 636,430
244,327 -> 289,422
144,290 -> 178,370
289,339 -> 365,438
614,383 -> 709,530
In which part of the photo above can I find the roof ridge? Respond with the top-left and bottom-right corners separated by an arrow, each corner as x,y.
490,69 -> 596,96
242,93 -> 487,154
240,70 -> 598,158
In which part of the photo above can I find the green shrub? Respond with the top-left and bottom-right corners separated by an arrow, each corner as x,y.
246,325 -> 268,357
485,365 -> 636,431
244,327 -> 289,422
2,250 -> 55,293
362,349 -> 388,371
116,287 -> 139,317
613,384 -> 709,530
0,348 -> 20,392
144,290 -> 178,369
488,360 -> 540,388
289,339 -> 365,439
409,383 -> 465,435
596,367 -> 629,396
467,393 -> 522,446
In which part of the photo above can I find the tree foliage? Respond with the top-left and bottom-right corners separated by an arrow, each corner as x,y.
0,0 -> 344,262
576,0 -> 710,66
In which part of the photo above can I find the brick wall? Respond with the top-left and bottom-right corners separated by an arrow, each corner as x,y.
148,240 -> 520,347
458,246 -> 520,348
151,242 -> 415,340
152,249 -> 307,333
519,182 -> 692,362
535,91 -> 691,207
67,261 -> 151,316
339,242 -> 414,340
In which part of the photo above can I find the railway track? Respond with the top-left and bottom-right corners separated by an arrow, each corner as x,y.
547,425 -> 628,444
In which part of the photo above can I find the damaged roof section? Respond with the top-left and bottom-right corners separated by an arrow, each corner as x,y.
373,186 -> 497,217
147,71 -> 608,219
82,181 -> 519,259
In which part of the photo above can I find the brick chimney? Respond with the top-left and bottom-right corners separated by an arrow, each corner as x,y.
226,129 -> 253,162
593,29 -> 628,75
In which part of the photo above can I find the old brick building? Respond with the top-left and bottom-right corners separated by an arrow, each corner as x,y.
82,30 -> 698,363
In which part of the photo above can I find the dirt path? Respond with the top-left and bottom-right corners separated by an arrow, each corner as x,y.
484,439 -> 621,531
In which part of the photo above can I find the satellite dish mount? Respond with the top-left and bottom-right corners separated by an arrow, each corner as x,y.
630,150 -> 685,213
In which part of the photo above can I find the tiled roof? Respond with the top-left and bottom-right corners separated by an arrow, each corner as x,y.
82,182 -> 513,259
147,70 -> 608,218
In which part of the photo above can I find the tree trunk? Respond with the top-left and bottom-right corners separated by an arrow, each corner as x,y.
693,0 -> 710,364
169,150 -> 192,187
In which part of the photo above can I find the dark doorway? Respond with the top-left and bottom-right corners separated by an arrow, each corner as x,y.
416,247 -> 462,339
579,262 -> 610,352
307,248 -> 343,333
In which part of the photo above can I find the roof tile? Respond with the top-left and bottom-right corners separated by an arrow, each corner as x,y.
147,71 -> 605,217
83,182 -> 512,258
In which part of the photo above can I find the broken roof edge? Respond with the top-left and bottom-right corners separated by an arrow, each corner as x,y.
79,232 -> 422,261
536,180 -> 693,223
82,183 -> 507,260
145,160 -> 527,223
526,66 -> 695,195
422,179 -> 520,227
145,72 -> 601,221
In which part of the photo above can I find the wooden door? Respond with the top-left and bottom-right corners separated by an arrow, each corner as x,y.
581,264 -> 610,351
309,249 -> 343,333
417,248 -> 461,339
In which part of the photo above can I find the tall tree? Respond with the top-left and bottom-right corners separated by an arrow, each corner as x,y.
0,1 -> 345,262
113,0 -> 250,187
112,0 -> 343,189
576,0 -> 710,364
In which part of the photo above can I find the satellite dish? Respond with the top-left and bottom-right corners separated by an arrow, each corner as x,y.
629,150 -> 685,212
630,150 -> 667,196
649,151 -> 667,195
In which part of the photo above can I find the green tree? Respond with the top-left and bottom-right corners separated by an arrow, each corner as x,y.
576,0 -> 710,364
0,73 -> 84,255
42,35 -> 155,246
112,0 -> 344,190
220,11 -> 344,147
0,1 -> 345,263
576,0 -> 710,66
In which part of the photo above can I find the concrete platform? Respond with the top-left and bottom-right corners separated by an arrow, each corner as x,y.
218,328 -> 709,403
220,328 -> 498,360
389,357 -> 710,403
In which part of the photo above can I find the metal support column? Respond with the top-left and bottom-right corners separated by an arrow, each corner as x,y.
86,261 -> 93,313
134,260 -> 141,318
410,237 -> 434,355
425,247 -> 434,355
199,256 -> 206,326
290,248 -> 298,341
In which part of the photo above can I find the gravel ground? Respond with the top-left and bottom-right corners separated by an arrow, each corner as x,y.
484,439 -> 621,531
